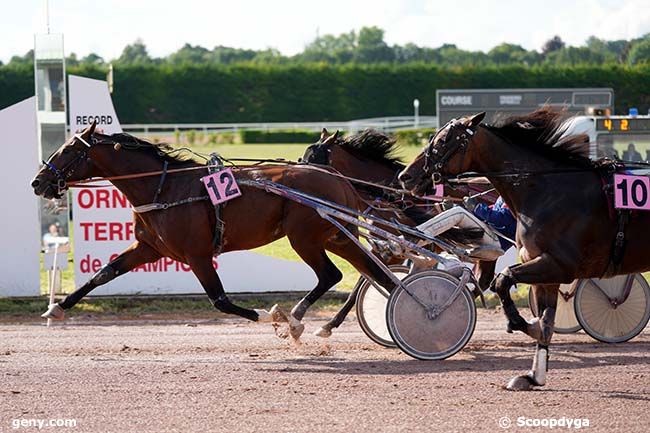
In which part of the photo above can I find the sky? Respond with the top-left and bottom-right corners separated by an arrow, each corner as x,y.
3,0 -> 650,63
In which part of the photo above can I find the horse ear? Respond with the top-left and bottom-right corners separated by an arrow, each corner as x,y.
320,128 -> 329,141
84,119 -> 97,137
467,112 -> 485,127
323,129 -> 339,145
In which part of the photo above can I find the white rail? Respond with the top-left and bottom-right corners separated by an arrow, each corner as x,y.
121,116 -> 438,136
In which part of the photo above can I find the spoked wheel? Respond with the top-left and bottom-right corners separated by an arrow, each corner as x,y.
386,270 -> 476,360
574,274 -> 650,343
355,265 -> 410,348
528,281 -> 581,334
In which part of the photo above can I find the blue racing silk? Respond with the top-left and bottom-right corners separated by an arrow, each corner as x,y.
472,197 -> 516,250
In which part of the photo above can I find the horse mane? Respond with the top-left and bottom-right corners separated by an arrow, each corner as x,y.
338,129 -> 404,170
483,107 -> 592,167
97,132 -> 199,165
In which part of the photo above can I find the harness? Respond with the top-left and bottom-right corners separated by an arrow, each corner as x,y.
131,152 -> 227,254
597,160 -> 631,275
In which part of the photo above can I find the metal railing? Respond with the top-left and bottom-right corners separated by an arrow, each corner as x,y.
121,116 -> 438,136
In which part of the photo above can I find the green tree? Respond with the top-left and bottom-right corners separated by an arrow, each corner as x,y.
354,27 -> 394,63
8,50 -> 33,65
210,46 -> 258,64
167,44 -> 210,64
117,39 -> 152,64
542,35 -> 565,56
66,53 -> 79,66
435,44 -> 488,66
300,31 -> 355,63
628,39 -> 650,65
81,53 -> 105,65
488,43 -> 528,64
544,46 -> 605,65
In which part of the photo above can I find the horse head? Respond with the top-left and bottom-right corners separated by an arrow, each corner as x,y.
31,121 -> 99,199
399,112 -> 485,194
301,128 -> 340,165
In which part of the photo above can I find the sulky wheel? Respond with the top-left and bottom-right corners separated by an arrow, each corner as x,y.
529,281 -> 582,334
574,274 -> 650,343
355,265 -> 410,348
386,269 -> 476,360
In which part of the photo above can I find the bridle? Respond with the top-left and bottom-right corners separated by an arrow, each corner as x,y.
423,119 -> 478,184
41,134 -> 93,194
300,142 -> 331,165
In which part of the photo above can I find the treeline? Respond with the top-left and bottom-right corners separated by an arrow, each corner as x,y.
6,28 -> 650,68
2,63 -> 647,123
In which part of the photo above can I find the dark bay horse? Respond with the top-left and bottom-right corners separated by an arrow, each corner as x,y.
398,108 -> 650,390
31,123 -> 396,338
302,128 -> 499,337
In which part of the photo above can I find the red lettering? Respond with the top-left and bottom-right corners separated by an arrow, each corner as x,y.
109,222 -> 123,241
78,189 -> 93,209
78,222 -> 135,241
95,222 -> 108,241
80,254 -> 91,273
79,254 -> 105,273
114,191 -> 128,208
79,222 -> 93,241
96,190 -> 110,208
76,188 -> 131,209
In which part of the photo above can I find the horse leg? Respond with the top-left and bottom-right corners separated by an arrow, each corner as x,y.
188,256 -> 265,322
507,284 -> 558,391
475,260 -> 496,292
282,237 -> 343,339
313,279 -> 362,338
489,253 -> 568,390
489,253 -> 567,338
315,239 -> 396,338
42,241 -> 161,320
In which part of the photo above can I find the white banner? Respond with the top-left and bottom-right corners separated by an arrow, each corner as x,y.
68,75 -> 317,294
0,97 -> 40,296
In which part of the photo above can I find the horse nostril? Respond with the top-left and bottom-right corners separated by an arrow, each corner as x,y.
31,179 -> 40,188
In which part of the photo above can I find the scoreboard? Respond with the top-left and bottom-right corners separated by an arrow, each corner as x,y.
595,117 -> 650,133
592,116 -> 650,161
437,88 -> 614,127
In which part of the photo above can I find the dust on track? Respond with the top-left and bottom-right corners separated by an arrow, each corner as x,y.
1,309 -> 648,433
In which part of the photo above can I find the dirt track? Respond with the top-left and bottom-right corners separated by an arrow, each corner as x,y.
1,309 -> 648,433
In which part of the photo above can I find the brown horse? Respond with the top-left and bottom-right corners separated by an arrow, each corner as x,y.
302,128 -> 500,338
398,108 -> 650,390
31,123 -> 396,338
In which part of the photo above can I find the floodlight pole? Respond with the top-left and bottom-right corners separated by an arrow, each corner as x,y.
45,0 -> 50,34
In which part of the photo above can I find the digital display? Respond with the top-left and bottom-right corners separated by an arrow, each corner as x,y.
596,117 -> 650,133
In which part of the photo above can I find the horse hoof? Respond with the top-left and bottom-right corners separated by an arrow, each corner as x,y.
254,309 -> 273,323
288,316 -> 305,340
269,304 -> 289,323
314,326 -> 332,338
41,303 -> 65,320
506,375 -> 535,391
